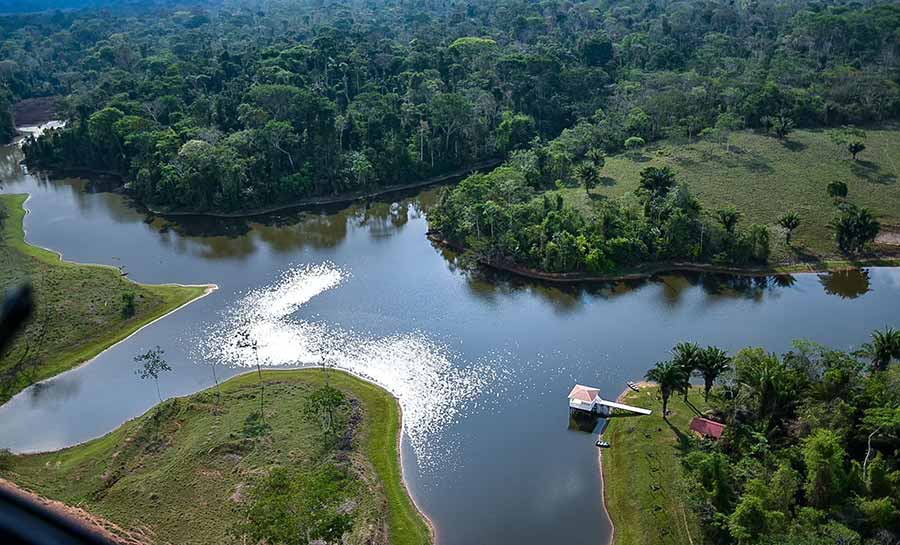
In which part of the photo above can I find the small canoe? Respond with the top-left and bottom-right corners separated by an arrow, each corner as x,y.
595,440 -> 611,448
626,381 -> 640,392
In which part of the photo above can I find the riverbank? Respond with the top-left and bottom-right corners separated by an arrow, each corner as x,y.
427,231 -> 900,284
139,158 -> 503,218
1,369 -> 433,545
0,193 -> 214,403
600,384 -> 708,545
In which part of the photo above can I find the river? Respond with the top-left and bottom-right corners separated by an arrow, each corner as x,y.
1,134 -> 899,545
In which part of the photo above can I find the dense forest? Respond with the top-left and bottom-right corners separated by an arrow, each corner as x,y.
644,332 -> 900,545
3,0 -> 898,214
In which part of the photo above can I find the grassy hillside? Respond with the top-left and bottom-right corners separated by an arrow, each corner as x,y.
3,369 -> 432,545
562,128 -> 900,263
602,385 -> 710,545
0,194 -> 209,403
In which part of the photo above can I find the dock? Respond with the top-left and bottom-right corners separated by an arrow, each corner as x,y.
568,384 -> 652,416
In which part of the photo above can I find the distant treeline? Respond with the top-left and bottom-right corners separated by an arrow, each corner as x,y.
2,0 -> 899,211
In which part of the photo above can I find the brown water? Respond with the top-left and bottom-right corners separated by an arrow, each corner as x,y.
1,136 -> 899,545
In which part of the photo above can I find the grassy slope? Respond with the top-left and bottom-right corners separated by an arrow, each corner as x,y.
562,128 -> 900,263
4,370 -> 431,545
0,194 -> 208,403
602,385 -> 710,545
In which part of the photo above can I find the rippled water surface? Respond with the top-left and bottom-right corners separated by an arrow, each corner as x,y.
2,136 -> 900,545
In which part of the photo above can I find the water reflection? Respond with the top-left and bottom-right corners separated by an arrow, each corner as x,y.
819,269 -> 871,299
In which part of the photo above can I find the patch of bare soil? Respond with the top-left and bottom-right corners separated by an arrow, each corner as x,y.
11,97 -> 58,127
0,478 -> 153,545
876,230 -> 900,246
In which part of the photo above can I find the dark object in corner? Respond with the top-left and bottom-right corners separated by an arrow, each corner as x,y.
0,284 -> 33,355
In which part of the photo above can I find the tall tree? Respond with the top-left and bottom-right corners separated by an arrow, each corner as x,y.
134,346 -> 171,404
855,327 -> 900,372
695,346 -> 731,401
777,212 -> 801,244
672,342 -> 702,399
645,360 -> 689,417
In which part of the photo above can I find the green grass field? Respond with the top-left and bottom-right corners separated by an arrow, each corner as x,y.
602,385 -> 710,545
561,128 -> 900,263
0,194 -> 209,403
3,369 -> 431,545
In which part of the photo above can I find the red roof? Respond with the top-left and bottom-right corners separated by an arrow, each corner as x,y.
690,417 -> 726,439
568,384 -> 599,403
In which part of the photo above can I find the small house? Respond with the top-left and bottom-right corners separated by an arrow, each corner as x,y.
568,384 -> 652,416
568,384 -> 601,413
690,417 -> 726,440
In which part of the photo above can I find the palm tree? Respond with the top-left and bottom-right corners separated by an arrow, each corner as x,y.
573,162 -> 598,195
645,360 -> 689,418
716,206 -> 741,234
777,212 -> 801,244
638,166 -> 677,196
672,342 -> 702,399
855,327 -> 900,372
695,346 -> 731,401
734,349 -> 787,422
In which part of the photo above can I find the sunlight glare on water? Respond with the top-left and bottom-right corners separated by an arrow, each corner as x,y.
198,262 -> 504,469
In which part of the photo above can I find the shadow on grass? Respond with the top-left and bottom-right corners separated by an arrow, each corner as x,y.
789,245 -> 829,269
697,147 -> 774,174
780,139 -> 807,152
851,160 -> 897,185
684,398 -> 703,416
664,417 -> 691,448
599,176 -> 617,187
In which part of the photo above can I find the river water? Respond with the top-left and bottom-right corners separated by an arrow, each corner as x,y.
1,134 -> 899,545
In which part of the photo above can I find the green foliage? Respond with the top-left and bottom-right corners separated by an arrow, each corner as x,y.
624,136 -> 645,151
645,360 -> 690,416
235,465 -> 355,545
847,140 -> 866,160
827,180 -> 849,200
855,328 -> 900,371
303,383 -> 349,436
716,206 -> 742,234
121,292 -> 136,318
830,204 -> 880,255
777,212 -> 802,244
803,430 -> 848,509
134,345 -> 171,403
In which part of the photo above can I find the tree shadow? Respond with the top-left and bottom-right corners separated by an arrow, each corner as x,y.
664,417 -> 690,447
684,398 -> 703,416
789,245 -> 828,269
697,147 -> 774,174
780,139 -> 807,152
599,176 -> 616,187
851,160 -> 897,185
